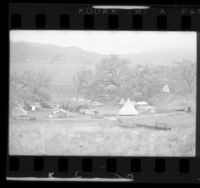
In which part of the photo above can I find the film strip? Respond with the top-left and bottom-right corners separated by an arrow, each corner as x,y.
7,3 -> 200,183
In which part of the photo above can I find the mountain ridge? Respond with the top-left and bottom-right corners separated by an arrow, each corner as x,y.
10,41 -> 196,66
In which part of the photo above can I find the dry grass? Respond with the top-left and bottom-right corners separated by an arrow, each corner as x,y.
9,111 -> 195,156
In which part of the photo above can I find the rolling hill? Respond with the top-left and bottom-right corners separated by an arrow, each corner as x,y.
10,41 -> 196,66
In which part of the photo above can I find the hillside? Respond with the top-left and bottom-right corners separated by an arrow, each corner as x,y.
10,41 -> 196,66
10,41 -> 104,66
123,49 -> 196,66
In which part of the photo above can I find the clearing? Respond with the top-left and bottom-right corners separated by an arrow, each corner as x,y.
9,110 -> 196,156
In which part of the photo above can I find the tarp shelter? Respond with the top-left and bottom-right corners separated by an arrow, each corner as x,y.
136,101 -> 148,105
11,106 -> 28,117
71,98 -> 86,102
84,109 -> 97,115
162,83 -> 170,93
118,98 -> 139,116
50,109 -> 68,118
119,98 -> 126,105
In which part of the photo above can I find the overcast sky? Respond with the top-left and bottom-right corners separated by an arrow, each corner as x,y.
10,31 -> 196,55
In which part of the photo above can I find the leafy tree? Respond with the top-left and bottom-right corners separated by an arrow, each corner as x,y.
95,55 -> 130,98
132,64 -> 164,100
170,60 -> 196,94
10,70 -> 51,108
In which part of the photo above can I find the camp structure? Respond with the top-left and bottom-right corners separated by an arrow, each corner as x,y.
71,98 -> 87,102
11,106 -> 28,117
135,101 -> 148,110
49,109 -> 68,118
162,83 -> 170,93
119,98 -> 126,105
136,101 -> 148,106
91,101 -> 103,107
48,100 -> 58,109
81,108 -> 98,115
30,102 -> 42,111
118,98 -> 139,116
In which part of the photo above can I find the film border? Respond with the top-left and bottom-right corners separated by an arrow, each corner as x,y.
6,3 -> 200,183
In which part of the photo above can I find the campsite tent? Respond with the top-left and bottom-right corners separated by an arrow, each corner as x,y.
119,98 -> 126,105
118,98 -> 139,116
162,83 -> 170,93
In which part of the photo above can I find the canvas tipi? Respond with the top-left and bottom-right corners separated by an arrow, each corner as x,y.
118,98 -> 139,116
119,98 -> 126,105
162,83 -> 170,93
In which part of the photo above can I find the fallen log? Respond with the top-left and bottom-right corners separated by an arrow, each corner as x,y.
118,121 -> 171,131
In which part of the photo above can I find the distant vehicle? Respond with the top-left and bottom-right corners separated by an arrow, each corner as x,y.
135,101 -> 156,114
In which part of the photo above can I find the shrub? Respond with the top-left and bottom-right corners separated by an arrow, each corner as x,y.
60,101 -> 89,112
40,101 -> 51,109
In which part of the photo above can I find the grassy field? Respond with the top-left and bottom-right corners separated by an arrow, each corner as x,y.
9,110 -> 196,156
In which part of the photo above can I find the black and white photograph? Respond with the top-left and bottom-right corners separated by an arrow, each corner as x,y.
9,31 -> 196,156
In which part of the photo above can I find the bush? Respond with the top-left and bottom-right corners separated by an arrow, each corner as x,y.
40,101 -> 51,109
23,103 -> 31,111
60,101 -> 89,112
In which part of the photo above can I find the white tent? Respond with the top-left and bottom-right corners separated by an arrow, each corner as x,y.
119,98 -> 126,105
162,83 -> 170,93
136,101 -> 148,105
118,98 -> 139,116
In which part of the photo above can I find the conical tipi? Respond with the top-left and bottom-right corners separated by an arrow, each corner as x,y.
119,98 -> 126,105
118,98 -> 139,115
162,83 -> 170,93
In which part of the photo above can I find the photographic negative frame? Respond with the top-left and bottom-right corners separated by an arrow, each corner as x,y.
6,2 -> 200,183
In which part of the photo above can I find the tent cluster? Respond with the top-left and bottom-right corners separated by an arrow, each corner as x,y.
118,98 -> 139,116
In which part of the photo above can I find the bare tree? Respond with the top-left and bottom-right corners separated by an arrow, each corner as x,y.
73,68 -> 93,101
181,65 -> 196,93
174,60 -> 196,93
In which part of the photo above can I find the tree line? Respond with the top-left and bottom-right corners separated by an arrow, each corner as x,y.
10,55 -> 196,109
73,55 -> 196,102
